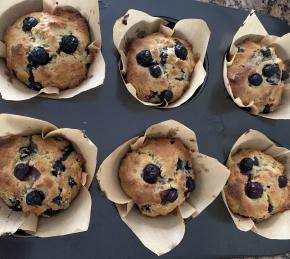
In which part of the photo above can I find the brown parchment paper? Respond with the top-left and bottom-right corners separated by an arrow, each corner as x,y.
97,120 -> 230,255
0,0 -> 105,101
0,114 -> 97,237
223,10 -> 290,119
222,129 -> 290,239
113,9 -> 210,108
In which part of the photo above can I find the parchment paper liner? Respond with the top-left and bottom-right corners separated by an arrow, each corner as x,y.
0,114 -> 97,237
222,129 -> 290,239
97,120 -> 229,255
223,10 -> 290,119
0,0 -> 105,100
113,9 -> 210,108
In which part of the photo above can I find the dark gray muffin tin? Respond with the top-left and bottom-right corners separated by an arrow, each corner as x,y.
1,0 -> 290,258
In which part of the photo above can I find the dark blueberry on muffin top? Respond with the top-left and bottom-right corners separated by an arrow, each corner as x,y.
248,73 -> 263,86
186,177 -> 195,192
143,164 -> 161,184
28,47 -> 50,66
160,188 -> 178,203
175,41 -> 188,60
149,64 -> 162,78
159,90 -> 173,102
260,48 -> 271,58
22,17 -> 38,32
136,50 -> 153,67
239,157 -> 255,174
13,163 -> 31,181
245,182 -> 263,199
59,35 -> 79,54
26,190 -> 45,206
278,175 -> 288,188
262,63 -> 280,78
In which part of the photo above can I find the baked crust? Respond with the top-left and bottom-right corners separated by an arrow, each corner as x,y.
0,135 -> 84,216
4,9 -> 93,91
119,138 -> 195,216
224,149 -> 290,221
126,33 -> 195,104
227,40 -> 287,113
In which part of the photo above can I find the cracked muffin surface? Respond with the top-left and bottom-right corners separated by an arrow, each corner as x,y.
0,135 -> 84,216
224,149 -> 290,221
4,9 -> 93,91
126,32 -> 195,104
227,40 -> 289,114
118,138 -> 195,217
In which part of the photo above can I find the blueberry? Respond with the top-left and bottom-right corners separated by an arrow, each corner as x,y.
52,195 -> 62,205
281,70 -> 289,81
248,73 -> 263,86
262,104 -> 271,114
59,35 -> 79,54
149,64 -> 162,78
268,203 -> 273,213
176,158 -> 184,170
51,170 -> 58,177
239,158 -> 254,174
160,50 -> 168,65
260,48 -> 271,58
278,175 -> 288,188
174,42 -> 188,60
9,199 -> 22,211
22,17 -> 38,32
159,90 -> 173,102
53,160 -> 66,172
61,144 -> 74,161
136,50 -> 153,67
28,81 -> 43,91
160,188 -> 178,203
262,64 -> 280,78
13,163 -> 30,181
68,176 -> 77,188
44,208 -> 59,216
28,47 -> 50,66
26,190 -> 45,205
245,182 -> 263,199
186,177 -> 195,192
19,143 -> 36,159
143,164 -> 161,184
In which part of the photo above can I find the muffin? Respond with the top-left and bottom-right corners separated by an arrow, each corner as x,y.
227,40 -> 289,113
0,135 -> 84,216
224,149 -> 290,221
126,32 -> 195,104
118,138 -> 195,216
4,9 -> 93,91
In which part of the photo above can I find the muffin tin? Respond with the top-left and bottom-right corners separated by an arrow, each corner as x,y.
1,0 -> 290,258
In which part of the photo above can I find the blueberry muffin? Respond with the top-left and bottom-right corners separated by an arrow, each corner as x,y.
224,149 -> 290,221
126,33 -> 195,104
119,138 -> 195,216
227,40 -> 289,113
0,135 -> 84,216
4,9 -> 93,91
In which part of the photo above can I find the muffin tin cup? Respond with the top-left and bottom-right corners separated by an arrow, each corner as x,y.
0,0 -> 105,100
223,10 -> 290,119
113,9 -> 210,109
97,120 -> 229,255
222,129 -> 290,239
0,114 -> 97,237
